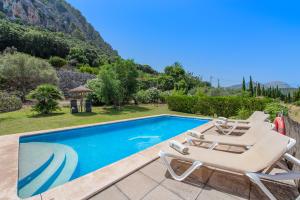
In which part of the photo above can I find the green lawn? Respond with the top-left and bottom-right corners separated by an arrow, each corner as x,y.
0,104 -> 200,136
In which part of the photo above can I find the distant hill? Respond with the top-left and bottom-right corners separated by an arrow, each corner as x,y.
0,0 -> 117,57
228,81 -> 293,90
263,81 -> 291,89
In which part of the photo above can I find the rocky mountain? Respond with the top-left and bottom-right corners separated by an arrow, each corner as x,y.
228,81 -> 293,90
0,0 -> 117,57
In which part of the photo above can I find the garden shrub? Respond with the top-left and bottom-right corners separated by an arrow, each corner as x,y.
264,102 -> 289,121
78,65 -> 99,75
135,90 -> 150,104
0,91 -> 22,113
294,100 -> 300,107
166,95 -> 198,113
147,88 -> 160,103
237,108 -> 252,120
0,53 -> 59,101
167,95 -> 270,117
49,56 -> 67,68
27,84 -> 63,114
159,90 -> 172,103
135,88 -> 162,104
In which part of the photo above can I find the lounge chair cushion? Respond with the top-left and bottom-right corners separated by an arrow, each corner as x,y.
162,131 -> 289,173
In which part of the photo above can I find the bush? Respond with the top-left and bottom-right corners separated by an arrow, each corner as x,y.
167,95 -> 271,117
0,53 -> 58,101
27,84 -> 63,114
49,56 -> 67,68
135,88 -> 162,104
79,64 -> 99,75
264,102 -> 289,121
135,90 -> 150,104
159,90 -> 172,103
147,88 -> 160,103
167,95 -> 198,113
294,101 -> 300,107
0,91 -> 22,113
237,108 -> 252,120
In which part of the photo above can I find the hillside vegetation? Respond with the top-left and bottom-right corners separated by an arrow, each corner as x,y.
0,0 -> 116,56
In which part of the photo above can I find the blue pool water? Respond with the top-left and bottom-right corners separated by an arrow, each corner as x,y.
18,115 -> 209,198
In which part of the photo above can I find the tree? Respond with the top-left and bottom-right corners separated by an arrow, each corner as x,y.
113,59 -> 139,102
49,56 -> 67,68
164,62 -> 185,82
175,79 -> 188,92
185,72 -> 205,90
89,67 -> 123,107
242,77 -> 246,91
261,85 -> 265,96
67,47 -> 89,65
27,84 -> 63,114
248,76 -> 254,97
0,53 -> 58,101
257,83 -> 262,96
157,75 -> 175,91
294,87 -> 300,102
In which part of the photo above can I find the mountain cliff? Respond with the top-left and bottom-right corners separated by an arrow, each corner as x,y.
0,0 -> 117,57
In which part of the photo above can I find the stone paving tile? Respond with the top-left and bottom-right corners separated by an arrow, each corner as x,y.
207,170 -> 250,199
142,185 -> 183,200
197,186 -> 247,200
139,160 -> 167,183
89,186 -> 129,200
116,171 -> 158,200
161,178 -> 203,200
169,159 -> 214,184
249,181 -> 299,200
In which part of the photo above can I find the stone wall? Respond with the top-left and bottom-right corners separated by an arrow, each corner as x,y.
57,70 -> 95,98
284,116 -> 300,190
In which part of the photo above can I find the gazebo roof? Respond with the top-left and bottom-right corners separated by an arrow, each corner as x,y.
69,85 -> 92,93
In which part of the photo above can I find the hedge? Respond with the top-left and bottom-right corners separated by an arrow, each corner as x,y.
0,91 -> 22,113
167,95 -> 271,117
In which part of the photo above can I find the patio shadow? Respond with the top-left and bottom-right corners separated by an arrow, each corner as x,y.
28,112 -> 65,118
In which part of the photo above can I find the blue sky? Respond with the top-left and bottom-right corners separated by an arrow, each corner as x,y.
67,0 -> 300,87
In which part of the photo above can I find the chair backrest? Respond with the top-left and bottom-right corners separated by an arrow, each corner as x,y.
70,100 -> 78,113
247,111 -> 269,122
85,100 -> 92,112
240,131 -> 290,172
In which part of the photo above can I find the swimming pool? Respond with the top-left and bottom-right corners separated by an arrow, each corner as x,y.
18,115 -> 209,198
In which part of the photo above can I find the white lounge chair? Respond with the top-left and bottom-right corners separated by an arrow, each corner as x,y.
159,132 -> 300,200
217,111 -> 270,128
187,121 -> 274,148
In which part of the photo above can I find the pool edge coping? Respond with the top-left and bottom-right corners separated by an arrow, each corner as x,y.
0,114 -> 214,200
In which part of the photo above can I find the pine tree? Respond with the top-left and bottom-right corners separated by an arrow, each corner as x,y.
262,86 -> 265,96
288,92 -> 292,103
242,77 -> 246,91
257,83 -> 261,96
249,76 -> 254,97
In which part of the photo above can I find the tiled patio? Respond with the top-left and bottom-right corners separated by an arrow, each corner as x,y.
89,158 -> 299,200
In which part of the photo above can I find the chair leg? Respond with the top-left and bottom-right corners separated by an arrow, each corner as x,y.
246,172 -> 277,200
247,170 -> 300,200
159,151 -> 203,181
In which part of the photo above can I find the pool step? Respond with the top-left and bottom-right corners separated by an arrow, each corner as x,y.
18,142 -> 78,198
